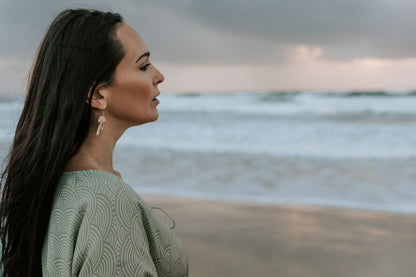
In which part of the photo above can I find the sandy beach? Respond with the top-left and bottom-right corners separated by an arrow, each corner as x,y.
144,196 -> 416,277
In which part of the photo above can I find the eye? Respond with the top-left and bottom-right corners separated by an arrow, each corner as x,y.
140,63 -> 151,71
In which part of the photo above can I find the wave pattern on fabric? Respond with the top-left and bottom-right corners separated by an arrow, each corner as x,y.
41,170 -> 188,277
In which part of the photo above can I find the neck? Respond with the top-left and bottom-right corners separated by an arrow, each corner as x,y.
65,123 -> 125,178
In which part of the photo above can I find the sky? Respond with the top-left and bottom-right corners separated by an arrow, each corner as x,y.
0,0 -> 415,94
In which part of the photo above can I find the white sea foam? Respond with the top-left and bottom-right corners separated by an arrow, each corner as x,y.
1,91 -> 416,214
157,91 -> 416,116
117,91 -> 416,159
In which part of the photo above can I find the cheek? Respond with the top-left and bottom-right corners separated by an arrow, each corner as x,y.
107,77 -> 154,121
120,77 -> 150,99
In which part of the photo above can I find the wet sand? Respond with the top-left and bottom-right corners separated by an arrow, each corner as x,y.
144,196 -> 416,277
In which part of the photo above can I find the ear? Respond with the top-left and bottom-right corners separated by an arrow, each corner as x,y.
86,85 -> 107,111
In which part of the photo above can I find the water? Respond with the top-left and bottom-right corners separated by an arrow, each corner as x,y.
1,90 -> 416,214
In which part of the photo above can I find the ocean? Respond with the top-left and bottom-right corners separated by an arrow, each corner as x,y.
1,90 -> 416,214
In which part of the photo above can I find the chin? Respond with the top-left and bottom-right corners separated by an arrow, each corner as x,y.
143,112 -> 159,124
149,115 -> 159,122
151,111 -> 159,121
131,110 -> 159,125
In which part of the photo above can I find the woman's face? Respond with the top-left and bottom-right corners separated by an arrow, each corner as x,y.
104,23 -> 164,127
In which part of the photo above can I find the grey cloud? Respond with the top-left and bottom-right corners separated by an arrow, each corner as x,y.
0,0 -> 109,57
0,0 -> 415,67
120,2 -> 289,65
150,0 -> 416,60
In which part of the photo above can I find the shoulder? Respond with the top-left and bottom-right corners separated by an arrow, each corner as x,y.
58,169 -> 125,196
54,170 -> 149,223
56,170 -> 132,206
44,170 -> 158,276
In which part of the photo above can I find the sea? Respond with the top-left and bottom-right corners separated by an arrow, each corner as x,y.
1,90 -> 416,214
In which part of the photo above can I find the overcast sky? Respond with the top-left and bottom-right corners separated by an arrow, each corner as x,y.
1,0 -> 415,94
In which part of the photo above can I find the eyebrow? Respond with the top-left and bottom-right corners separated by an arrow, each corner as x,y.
136,51 -> 150,63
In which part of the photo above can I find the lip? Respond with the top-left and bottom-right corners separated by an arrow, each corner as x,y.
152,92 -> 160,103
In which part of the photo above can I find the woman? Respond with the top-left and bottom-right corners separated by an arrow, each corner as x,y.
0,9 -> 188,276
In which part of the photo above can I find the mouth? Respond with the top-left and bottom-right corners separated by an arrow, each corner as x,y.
152,92 -> 160,102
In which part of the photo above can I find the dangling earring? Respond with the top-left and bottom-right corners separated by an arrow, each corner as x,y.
96,111 -> 106,135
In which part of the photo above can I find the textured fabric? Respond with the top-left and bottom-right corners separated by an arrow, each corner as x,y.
41,170 -> 188,277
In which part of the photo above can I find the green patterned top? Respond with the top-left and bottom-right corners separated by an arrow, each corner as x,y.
41,170 -> 188,276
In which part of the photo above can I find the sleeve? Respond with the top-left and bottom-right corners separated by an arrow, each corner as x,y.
71,189 -> 158,277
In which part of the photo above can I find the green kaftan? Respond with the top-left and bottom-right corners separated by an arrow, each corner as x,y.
41,170 -> 188,276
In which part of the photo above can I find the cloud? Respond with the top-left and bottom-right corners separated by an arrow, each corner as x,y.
158,57 -> 416,92
1,0 -> 415,65
150,0 -> 416,61
0,0 -> 415,93
290,46 -> 323,62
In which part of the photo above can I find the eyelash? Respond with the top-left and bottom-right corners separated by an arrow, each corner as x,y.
140,63 -> 151,71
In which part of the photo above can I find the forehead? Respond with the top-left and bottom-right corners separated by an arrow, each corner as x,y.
116,23 -> 148,57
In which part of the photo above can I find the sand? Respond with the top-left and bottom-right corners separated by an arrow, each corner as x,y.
143,196 -> 416,277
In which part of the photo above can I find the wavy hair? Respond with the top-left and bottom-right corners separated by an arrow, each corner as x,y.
0,9 -> 125,276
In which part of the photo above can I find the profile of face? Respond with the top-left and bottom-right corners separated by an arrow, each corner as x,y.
96,23 -> 165,129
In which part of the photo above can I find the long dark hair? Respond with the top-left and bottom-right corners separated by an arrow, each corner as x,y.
0,9 -> 125,276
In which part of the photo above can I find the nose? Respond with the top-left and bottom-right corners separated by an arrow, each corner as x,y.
154,66 -> 165,85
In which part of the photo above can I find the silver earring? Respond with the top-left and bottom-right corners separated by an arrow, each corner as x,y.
96,111 -> 106,135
